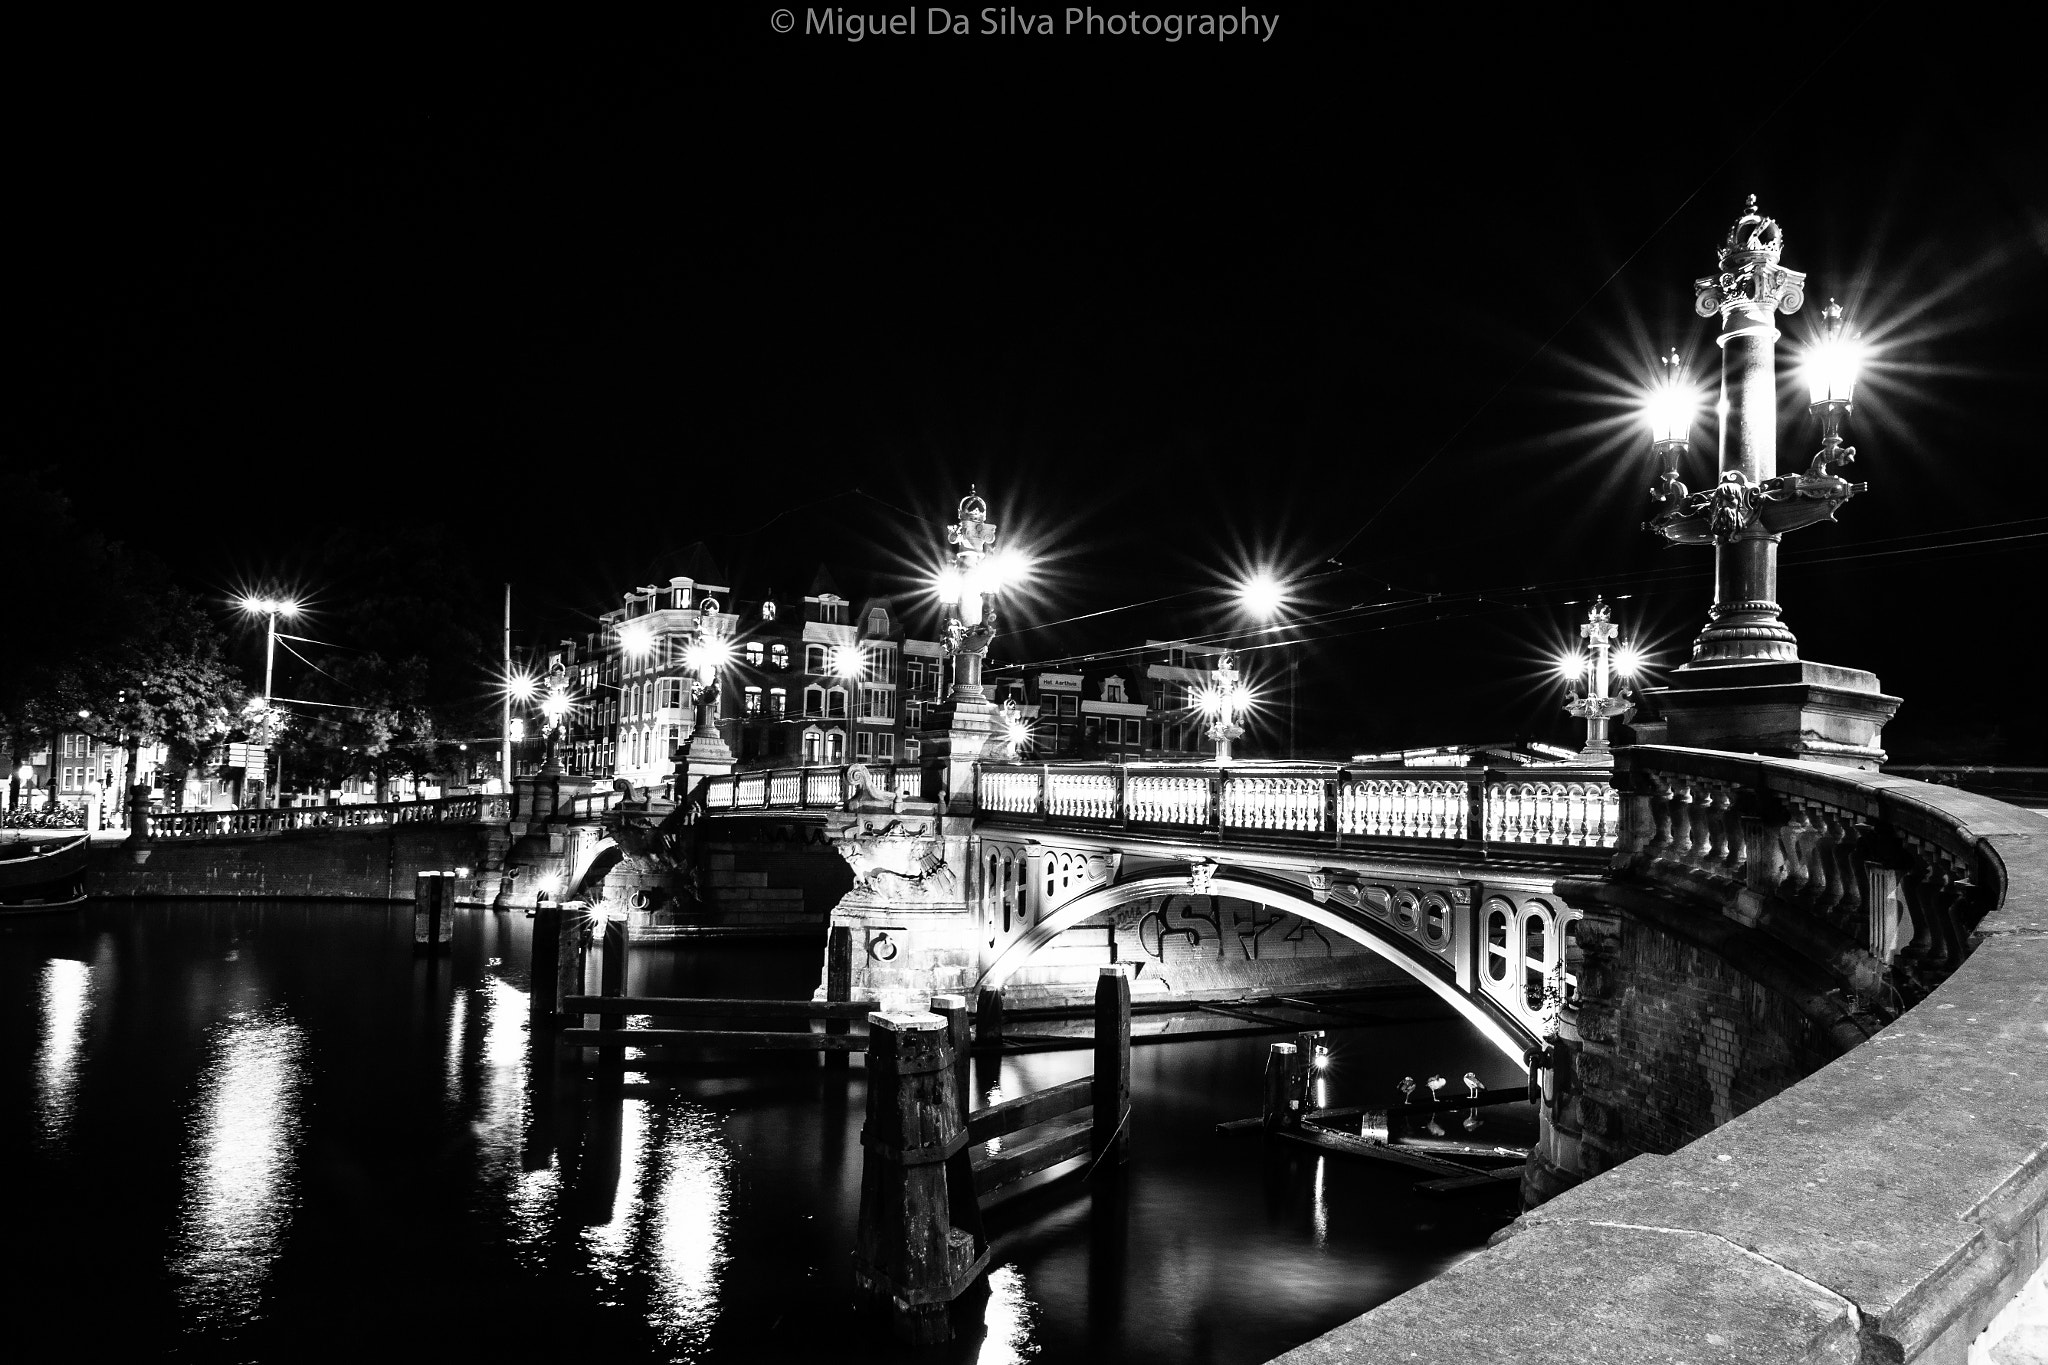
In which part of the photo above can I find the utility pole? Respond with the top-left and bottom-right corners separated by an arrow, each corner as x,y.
502,583 -> 513,790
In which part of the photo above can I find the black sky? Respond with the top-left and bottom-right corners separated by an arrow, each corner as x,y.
14,10 -> 2048,758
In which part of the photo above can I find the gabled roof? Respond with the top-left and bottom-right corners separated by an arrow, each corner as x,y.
805,563 -> 844,598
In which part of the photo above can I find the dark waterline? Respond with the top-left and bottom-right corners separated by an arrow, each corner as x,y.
1,902 -> 1526,1363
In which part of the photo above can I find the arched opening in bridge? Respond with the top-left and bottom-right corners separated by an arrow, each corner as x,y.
564,839 -> 623,902
975,872 -> 1537,1068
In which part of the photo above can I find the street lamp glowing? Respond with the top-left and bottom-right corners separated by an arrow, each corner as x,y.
618,623 -> 654,657
539,689 -> 572,725
1561,597 -> 1639,760
1612,643 -> 1645,679
1644,349 -> 1701,449
827,644 -> 864,679
506,670 -> 538,702
1196,652 -> 1256,763
508,718 -> 526,741
1241,572 -> 1285,619
1559,652 -> 1586,681
1803,300 -> 1864,408
683,633 -> 736,682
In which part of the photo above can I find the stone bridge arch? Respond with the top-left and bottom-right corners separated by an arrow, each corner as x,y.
974,867 -> 1539,1067
563,836 -> 623,901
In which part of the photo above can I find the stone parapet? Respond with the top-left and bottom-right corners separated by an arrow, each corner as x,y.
1275,749 -> 2048,1364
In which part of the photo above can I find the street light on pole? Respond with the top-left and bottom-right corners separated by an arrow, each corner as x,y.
236,596 -> 301,700
1560,596 -> 1642,762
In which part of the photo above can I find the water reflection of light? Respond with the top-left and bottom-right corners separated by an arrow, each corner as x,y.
584,1099 -> 651,1262
1311,1154 -> 1328,1248
445,987 -> 469,1102
35,959 -> 92,1150
473,978 -> 528,1157
976,1263 -> 1038,1365
651,1110 -> 730,1346
172,1011 -> 306,1326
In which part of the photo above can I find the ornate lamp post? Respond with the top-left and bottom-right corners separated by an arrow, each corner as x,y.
925,485 -> 1023,811
680,597 -> 736,768
1635,196 -> 1897,768
538,662 -> 572,776
1196,652 -> 1255,765
990,696 -> 1032,761
1560,597 -> 1639,762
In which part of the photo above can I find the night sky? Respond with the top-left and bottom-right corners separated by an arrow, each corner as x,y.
15,13 -> 2047,759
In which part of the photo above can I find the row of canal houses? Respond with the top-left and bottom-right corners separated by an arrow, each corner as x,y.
540,544 -> 1242,789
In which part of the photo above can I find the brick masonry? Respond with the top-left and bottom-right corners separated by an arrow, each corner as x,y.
1571,906 -> 1840,1177
88,824 -> 504,902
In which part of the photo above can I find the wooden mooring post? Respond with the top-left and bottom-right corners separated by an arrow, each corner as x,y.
414,871 -> 454,954
1092,965 -> 1131,1169
854,1011 -> 990,1345
1262,1042 -> 1299,1131
974,987 -> 1003,1048
598,914 -> 628,1071
824,925 -> 853,1068
930,994 -> 972,1125
556,903 -> 585,1030
531,901 -> 562,1026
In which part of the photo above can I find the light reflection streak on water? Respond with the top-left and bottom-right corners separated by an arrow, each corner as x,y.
577,1102 -> 731,1351
171,1011 -> 306,1327
651,1109 -> 730,1347
474,977 -> 528,1154
976,1263 -> 1038,1365
445,986 -> 469,1102
35,959 -> 92,1150
1312,1154 -> 1328,1247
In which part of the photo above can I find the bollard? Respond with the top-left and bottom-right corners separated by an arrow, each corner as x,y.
531,902 -> 563,1026
853,1012 -> 989,1345
598,914 -> 628,1071
974,987 -> 1004,1048
1092,965 -> 1131,1168
556,903 -> 585,1029
414,871 -> 454,953
824,925 -> 854,1068
1262,1043 -> 1299,1132
929,995 -> 972,1127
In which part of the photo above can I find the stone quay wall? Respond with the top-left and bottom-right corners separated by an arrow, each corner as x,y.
88,822 -> 504,903
1278,754 -> 2048,1365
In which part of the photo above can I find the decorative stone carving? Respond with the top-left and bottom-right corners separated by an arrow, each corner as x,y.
834,815 -> 955,900
1692,195 -> 1806,320
842,763 -> 905,814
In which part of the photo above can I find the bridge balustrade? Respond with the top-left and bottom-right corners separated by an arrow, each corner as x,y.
142,793 -> 506,840
973,762 -> 1619,851
700,764 -> 924,812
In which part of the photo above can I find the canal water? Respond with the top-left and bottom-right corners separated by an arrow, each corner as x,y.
1,901 -> 1528,1364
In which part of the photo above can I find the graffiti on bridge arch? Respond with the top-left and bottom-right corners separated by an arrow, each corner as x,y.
1119,895 -> 1337,963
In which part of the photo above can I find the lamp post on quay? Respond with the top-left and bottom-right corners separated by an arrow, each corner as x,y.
539,662 -> 572,777
1635,196 -> 1898,768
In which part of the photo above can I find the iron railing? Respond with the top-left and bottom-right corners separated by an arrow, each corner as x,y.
144,793 -> 511,840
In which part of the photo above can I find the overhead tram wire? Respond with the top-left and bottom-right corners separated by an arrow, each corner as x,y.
991,520 -> 2046,674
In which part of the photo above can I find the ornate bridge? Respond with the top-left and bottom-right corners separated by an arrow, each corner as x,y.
696,759 -> 1624,1066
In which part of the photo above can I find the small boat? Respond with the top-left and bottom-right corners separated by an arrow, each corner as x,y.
0,834 -> 90,911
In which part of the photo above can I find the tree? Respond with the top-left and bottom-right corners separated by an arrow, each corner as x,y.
68,587 -> 245,802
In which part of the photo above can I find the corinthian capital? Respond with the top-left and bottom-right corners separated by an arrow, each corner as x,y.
1693,195 -> 1807,320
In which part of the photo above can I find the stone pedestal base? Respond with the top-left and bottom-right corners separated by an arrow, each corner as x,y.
1631,660 -> 1900,770
821,808 -> 983,1012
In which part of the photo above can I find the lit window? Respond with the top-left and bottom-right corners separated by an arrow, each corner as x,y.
761,600 -> 778,621
826,730 -> 845,762
771,643 -> 790,669
802,729 -> 822,764
744,686 -> 763,715
745,641 -> 764,667
768,688 -> 787,717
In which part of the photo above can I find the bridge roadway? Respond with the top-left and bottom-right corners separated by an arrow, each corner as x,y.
697,758 -> 1623,1065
